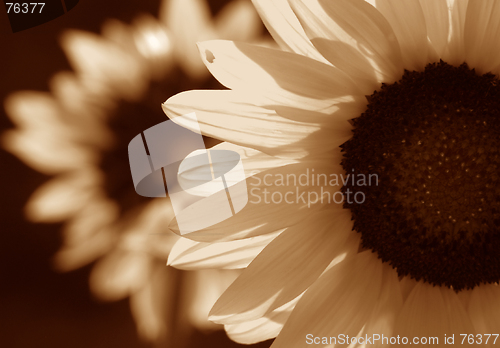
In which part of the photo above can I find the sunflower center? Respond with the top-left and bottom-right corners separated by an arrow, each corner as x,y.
341,61 -> 500,291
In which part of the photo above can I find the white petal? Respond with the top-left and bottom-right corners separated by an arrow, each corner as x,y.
209,210 -> 354,324
25,170 -> 102,222
374,0 -> 431,70
399,275 -> 418,302
419,0 -> 450,58
270,251 -> 384,348
251,0 -> 327,62
464,0 -> 500,75
289,0 -> 380,94
225,295 -> 300,344
290,0 -> 403,85
394,281 -> 475,339
441,286 -> 476,334
168,231 -> 280,270
170,141 -> 299,206
359,263 -> 403,346
468,283 -> 500,346
196,40 -> 362,108
456,289 -> 472,311
211,142 -> 298,176
168,161 -> 342,242
444,0 -> 469,65
163,90 -> 350,159
322,230 -> 361,273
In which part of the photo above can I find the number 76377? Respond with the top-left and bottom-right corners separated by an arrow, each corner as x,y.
5,3 -> 45,13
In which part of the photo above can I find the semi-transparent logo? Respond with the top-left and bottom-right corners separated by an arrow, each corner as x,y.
128,112 -> 247,235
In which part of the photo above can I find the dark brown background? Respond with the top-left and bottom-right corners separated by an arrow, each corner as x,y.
0,1 -> 272,347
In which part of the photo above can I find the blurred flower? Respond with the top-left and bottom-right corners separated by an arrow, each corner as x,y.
163,0 -> 500,346
3,0 -> 262,344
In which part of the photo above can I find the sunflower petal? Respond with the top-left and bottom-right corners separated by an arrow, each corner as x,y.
441,286 -> 477,335
225,295 -> 300,344
394,281 -> 475,339
163,90 -> 350,158
211,142 -> 298,175
464,0 -> 500,75
374,0 -> 431,70
290,0 -> 403,85
445,0 -> 469,65
399,275 -> 419,302
168,161 -> 343,242
468,284 -> 500,346
251,0 -> 327,62
419,0 -> 450,58
196,40 -> 362,108
270,251 -> 384,348
209,209 -> 353,324
360,263 -> 403,343
289,0 -> 381,93
167,231 -> 281,270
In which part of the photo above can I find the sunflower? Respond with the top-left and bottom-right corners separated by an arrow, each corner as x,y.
3,0 -> 262,344
163,0 -> 500,345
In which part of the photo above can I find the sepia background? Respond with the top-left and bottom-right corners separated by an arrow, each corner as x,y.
0,0 -> 273,347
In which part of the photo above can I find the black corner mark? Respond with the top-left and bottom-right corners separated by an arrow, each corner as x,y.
64,0 -> 77,11
4,0 -> 79,33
